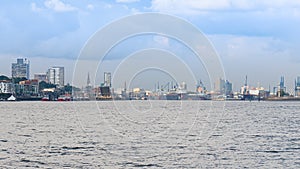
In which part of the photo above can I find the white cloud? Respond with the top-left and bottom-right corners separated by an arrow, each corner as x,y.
116,0 -> 140,3
104,4 -> 113,9
87,4 -> 94,10
44,0 -> 77,12
31,3 -> 43,12
151,0 -> 230,14
208,34 -> 300,90
151,0 -> 300,15
131,8 -> 140,14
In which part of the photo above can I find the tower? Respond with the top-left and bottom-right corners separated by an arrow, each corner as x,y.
11,58 -> 30,79
104,72 -> 111,87
87,72 -> 91,87
47,66 -> 64,87
277,76 -> 286,97
280,76 -> 284,89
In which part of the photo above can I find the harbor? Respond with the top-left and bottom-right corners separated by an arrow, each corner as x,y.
1,74 -> 300,102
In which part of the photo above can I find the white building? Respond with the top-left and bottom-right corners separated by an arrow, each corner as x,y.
0,82 -> 13,93
47,66 -> 64,87
104,72 -> 111,87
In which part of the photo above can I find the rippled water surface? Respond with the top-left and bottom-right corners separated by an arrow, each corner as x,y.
0,101 -> 299,168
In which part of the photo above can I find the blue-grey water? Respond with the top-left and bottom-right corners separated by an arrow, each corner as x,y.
0,101 -> 299,168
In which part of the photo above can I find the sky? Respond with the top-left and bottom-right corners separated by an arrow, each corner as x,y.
0,0 -> 300,92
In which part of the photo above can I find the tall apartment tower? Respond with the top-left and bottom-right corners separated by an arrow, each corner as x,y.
104,72 -> 111,87
11,58 -> 30,79
47,66 -> 64,87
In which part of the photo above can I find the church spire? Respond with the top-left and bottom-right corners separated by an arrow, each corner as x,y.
87,72 -> 91,87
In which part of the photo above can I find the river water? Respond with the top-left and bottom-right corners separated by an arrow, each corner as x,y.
0,101 -> 299,168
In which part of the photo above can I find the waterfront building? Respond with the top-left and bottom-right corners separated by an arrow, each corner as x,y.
215,78 -> 233,96
180,82 -> 187,91
104,72 -> 111,87
11,58 -> 30,79
34,73 -> 47,82
47,66 -> 64,87
129,88 -> 147,100
0,81 -> 13,94
16,79 -> 39,96
295,77 -> 300,97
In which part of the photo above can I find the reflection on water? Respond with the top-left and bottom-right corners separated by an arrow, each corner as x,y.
0,101 -> 299,168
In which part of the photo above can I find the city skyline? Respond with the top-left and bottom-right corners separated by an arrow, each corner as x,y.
3,58 -> 300,96
0,1 -> 300,91
1,55 -> 300,93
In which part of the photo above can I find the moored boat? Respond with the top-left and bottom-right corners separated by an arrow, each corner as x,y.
7,94 -> 16,101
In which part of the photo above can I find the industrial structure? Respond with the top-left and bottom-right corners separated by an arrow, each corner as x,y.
273,76 -> 286,97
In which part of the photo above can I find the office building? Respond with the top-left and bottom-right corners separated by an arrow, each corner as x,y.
47,66 -> 64,87
215,78 -> 233,95
11,58 -> 30,79
104,72 -> 111,87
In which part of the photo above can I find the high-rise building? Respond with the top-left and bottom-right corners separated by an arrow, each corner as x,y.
215,78 -> 233,95
104,72 -> 111,87
11,58 -> 30,79
47,66 -> 64,87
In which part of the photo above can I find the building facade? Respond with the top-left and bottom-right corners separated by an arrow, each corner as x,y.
15,79 -> 39,96
104,72 -> 111,87
0,81 -> 13,94
47,67 -> 64,87
215,78 -> 233,96
34,73 -> 47,82
295,76 -> 300,97
11,58 -> 30,79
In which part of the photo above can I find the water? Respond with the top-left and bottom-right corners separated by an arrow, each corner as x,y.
0,101 -> 299,168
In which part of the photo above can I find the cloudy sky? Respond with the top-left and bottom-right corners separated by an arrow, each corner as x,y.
0,0 -> 300,92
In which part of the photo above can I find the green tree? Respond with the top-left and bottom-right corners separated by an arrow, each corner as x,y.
60,83 -> 81,94
12,77 -> 27,84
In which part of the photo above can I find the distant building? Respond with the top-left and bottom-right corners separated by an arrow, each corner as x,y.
85,73 -> 94,99
0,81 -> 13,94
104,72 -> 111,87
11,58 -> 30,79
15,79 -> 39,96
47,66 -> 64,87
196,80 -> 206,94
34,73 -> 47,82
180,82 -> 187,90
215,78 -> 233,95
295,76 -> 300,97
273,76 -> 286,97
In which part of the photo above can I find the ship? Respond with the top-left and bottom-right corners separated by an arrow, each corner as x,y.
166,93 -> 181,100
